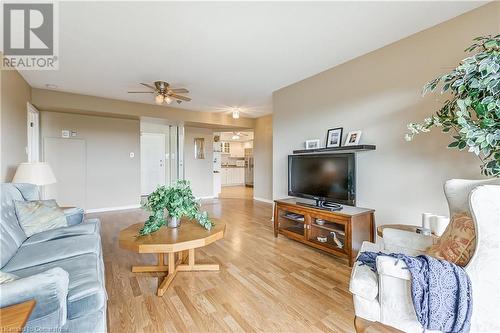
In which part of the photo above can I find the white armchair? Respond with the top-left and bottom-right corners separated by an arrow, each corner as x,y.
349,179 -> 500,333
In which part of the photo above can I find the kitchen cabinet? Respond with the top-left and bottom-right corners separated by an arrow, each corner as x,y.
229,142 -> 244,158
221,142 -> 230,154
221,167 -> 245,186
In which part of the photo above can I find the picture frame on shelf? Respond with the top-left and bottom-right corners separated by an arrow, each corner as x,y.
326,127 -> 343,148
305,139 -> 320,150
344,130 -> 362,146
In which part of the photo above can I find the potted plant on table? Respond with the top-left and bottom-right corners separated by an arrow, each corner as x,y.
405,35 -> 499,176
139,180 -> 214,235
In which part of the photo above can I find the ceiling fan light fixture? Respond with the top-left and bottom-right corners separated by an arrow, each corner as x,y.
155,94 -> 164,105
165,96 -> 173,104
232,134 -> 239,140
232,108 -> 240,119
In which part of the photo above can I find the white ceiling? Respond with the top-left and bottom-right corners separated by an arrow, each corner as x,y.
19,1 -> 485,118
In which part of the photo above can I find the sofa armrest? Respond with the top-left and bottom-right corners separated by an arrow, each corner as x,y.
63,207 -> 84,226
0,267 -> 69,330
383,228 -> 436,254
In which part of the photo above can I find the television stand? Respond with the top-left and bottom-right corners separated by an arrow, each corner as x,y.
296,200 -> 343,211
274,198 -> 375,266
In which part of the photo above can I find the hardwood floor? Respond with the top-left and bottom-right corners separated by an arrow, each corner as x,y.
90,196 -> 358,333
218,186 -> 254,200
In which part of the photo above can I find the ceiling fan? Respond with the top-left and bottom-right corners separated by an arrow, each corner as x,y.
231,131 -> 249,140
128,81 -> 191,105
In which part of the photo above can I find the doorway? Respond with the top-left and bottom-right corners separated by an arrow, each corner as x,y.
140,133 -> 166,195
214,131 -> 254,199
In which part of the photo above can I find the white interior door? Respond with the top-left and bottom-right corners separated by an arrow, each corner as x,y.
141,133 -> 166,195
27,103 -> 40,162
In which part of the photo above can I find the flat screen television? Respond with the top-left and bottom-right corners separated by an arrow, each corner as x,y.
288,153 -> 356,206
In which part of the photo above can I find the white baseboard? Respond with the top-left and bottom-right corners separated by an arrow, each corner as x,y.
253,197 -> 273,204
85,204 -> 141,213
197,196 -> 215,200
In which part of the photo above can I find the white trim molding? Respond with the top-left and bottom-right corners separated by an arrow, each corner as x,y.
196,196 -> 215,200
86,204 -> 141,214
253,197 -> 273,204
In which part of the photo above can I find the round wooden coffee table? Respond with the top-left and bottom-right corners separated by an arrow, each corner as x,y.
119,218 -> 225,296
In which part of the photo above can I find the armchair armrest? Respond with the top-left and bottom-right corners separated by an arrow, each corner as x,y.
376,255 -> 411,280
383,228 -> 436,255
0,268 -> 69,330
62,207 -> 84,226
376,256 -> 418,330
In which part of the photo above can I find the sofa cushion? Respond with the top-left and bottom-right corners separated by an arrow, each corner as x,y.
14,199 -> 68,237
3,234 -> 101,272
23,220 -> 100,246
9,254 -> 105,320
63,207 -> 85,226
0,271 -> 18,284
1,184 -> 31,268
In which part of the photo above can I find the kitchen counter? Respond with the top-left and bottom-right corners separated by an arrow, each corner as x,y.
221,165 -> 245,168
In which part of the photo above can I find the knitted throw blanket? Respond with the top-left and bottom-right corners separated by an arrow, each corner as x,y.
357,252 -> 473,333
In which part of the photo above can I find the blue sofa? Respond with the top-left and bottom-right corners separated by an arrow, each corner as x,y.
0,183 -> 107,332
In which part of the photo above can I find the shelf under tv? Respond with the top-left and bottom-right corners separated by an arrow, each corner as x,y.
292,144 -> 376,154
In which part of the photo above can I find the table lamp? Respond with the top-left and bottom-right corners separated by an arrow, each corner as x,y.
12,162 -> 57,198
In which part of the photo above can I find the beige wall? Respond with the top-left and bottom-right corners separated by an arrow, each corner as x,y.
41,111 -> 140,210
253,115 -> 273,201
1,69 -> 31,182
32,88 -> 255,129
184,127 -> 214,198
273,3 -> 499,226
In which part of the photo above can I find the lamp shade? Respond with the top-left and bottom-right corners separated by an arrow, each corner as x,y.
12,162 -> 57,185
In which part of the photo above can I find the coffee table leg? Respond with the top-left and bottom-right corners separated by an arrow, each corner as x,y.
131,253 -> 168,273
157,252 -> 180,296
156,249 -> 220,296
177,248 -> 220,272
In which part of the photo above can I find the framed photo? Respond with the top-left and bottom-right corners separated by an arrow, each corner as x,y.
344,130 -> 362,146
326,127 -> 343,148
194,137 -> 205,159
305,139 -> 320,150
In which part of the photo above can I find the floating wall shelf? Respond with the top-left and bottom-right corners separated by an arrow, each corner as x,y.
292,144 -> 376,154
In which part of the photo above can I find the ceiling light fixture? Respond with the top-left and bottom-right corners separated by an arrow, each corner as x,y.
155,94 -> 164,105
165,96 -> 173,105
232,134 -> 239,140
232,108 -> 240,119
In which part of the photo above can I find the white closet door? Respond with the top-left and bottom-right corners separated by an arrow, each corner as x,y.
141,133 -> 166,195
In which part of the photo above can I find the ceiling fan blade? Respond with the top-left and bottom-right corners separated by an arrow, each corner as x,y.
140,83 -> 156,90
127,91 -> 154,93
170,93 -> 191,102
170,88 -> 189,94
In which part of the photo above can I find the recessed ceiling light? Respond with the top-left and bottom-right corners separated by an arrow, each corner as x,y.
45,84 -> 58,89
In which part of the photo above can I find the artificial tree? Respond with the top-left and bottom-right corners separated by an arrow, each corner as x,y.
139,180 -> 214,235
405,35 -> 499,176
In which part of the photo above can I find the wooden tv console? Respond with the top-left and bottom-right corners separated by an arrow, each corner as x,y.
274,198 -> 375,266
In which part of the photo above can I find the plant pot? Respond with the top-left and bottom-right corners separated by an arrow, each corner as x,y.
167,216 -> 181,228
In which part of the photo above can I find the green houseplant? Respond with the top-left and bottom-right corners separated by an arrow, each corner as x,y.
405,35 -> 500,176
139,180 -> 214,235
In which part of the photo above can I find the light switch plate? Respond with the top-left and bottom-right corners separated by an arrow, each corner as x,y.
61,130 -> 70,138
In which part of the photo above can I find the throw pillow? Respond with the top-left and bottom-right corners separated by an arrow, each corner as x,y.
0,271 -> 18,284
426,212 -> 475,267
14,199 -> 68,237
